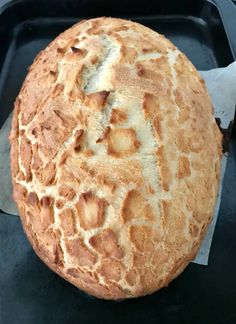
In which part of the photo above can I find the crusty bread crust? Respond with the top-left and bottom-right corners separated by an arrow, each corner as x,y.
10,17 -> 222,299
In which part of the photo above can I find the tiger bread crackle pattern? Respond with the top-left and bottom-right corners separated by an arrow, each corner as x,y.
10,17 -> 222,299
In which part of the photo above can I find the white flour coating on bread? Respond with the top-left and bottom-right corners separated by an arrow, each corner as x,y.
10,17 -> 222,299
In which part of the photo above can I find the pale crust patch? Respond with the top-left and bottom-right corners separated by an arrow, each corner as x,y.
98,258 -> 124,282
75,192 -> 107,230
177,156 -> 191,179
119,46 -> 138,64
26,195 -> 55,233
35,162 -> 56,186
58,185 -> 76,201
65,238 -> 97,267
107,128 -> 140,158
143,93 -> 162,140
129,225 -> 160,252
121,189 -> 155,222
20,134 -> 32,182
84,91 -> 110,111
58,208 -> 76,236
67,267 -> 98,284
110,108 -> 127,124
156,145 -> 172,191
89,229 -> 123,259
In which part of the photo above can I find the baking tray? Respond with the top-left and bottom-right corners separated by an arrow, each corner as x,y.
0,0 -> 236,323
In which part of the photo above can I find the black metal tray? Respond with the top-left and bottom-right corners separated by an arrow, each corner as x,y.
0,0 -> 236,323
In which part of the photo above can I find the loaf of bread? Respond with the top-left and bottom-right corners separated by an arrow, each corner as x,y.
10,17 -> 222,299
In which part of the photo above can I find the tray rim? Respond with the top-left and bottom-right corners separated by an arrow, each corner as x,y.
0,0 -> 235,63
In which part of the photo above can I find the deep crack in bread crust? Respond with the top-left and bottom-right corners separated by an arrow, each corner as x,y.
10,17 -> 222,299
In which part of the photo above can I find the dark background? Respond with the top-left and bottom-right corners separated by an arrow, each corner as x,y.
0,0 -> 236,323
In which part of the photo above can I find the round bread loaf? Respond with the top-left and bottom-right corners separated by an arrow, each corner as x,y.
10,17 -> 222,299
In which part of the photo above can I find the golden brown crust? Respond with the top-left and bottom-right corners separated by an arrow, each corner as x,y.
10,17 -> 222,299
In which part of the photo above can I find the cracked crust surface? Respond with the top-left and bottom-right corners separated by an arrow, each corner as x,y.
10,17 -> 222,299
